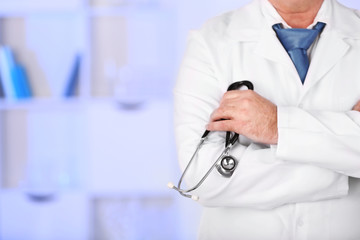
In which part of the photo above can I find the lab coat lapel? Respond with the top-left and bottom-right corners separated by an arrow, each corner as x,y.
299,0 -> 360,100
301,30 -> 350,99
253,28 -> 297,72
226,0 -> 355,95
226,0 -> 295,71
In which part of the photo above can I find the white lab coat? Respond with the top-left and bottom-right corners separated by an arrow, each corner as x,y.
174,0 -> 360,239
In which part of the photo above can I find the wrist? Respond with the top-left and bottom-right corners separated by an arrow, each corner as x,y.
270,106 -> 278,145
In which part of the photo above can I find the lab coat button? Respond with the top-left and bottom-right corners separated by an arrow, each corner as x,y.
297,218 -> 304,227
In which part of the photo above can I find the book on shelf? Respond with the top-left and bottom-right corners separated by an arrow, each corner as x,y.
0,46 -> 32,100
0,74 -> 4,98
63,54 -> 81,98
0,46 -> 16,99
17,64 -> 32,98
11,63 -> 32,99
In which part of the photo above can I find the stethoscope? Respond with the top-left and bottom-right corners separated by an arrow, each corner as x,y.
168,80 -> 254,201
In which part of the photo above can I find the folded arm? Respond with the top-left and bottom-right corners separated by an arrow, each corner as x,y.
276,106 -> 360,178
207,81 -> 360,178
174,31 -> 352,209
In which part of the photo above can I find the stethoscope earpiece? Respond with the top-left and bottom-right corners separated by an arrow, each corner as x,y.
167,182 -> 175,189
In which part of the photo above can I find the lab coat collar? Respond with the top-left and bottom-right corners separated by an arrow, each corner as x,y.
226,0 -> 359,95
226,0 -> 360,41
300,30 -> 349,100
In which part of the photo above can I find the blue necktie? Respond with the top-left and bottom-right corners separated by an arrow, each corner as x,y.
272,22 -> 326,84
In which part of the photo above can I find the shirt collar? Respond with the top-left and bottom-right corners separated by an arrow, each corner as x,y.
260,0 -> 331,29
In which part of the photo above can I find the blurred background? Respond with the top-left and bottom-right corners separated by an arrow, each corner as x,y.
0,0 -> 358,239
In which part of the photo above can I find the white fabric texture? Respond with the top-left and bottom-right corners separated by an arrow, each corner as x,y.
174,0 -> 360,239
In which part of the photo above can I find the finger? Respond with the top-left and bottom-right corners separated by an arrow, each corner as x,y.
223,89 -> 252,100
219,92 -> 238,106
206,120 -> 235,132
209,106 -> 235,122
221,90 -> 257,108
353,101 -> 360,111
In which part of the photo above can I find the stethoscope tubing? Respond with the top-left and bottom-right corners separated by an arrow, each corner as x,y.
175,139 -> 234,197
169,80 -> 254,200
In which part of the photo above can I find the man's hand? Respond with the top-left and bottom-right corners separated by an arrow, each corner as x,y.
353,100 -> 360,111
207,90 -> 278,145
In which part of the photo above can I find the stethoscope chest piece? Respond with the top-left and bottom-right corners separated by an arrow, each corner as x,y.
217,155 -> 238,177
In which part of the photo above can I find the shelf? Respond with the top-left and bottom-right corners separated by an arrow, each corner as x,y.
0,98 -> 87,111
0,0 -> 170,17
0,0 -> 86,16
88,4 -> 166,16
0,97 -> 170,111
0,2 -> 181,239
0,188 -> 174,200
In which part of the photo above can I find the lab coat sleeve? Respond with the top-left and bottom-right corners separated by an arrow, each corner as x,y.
174,30 -> 349,209
276,107 -> 360,178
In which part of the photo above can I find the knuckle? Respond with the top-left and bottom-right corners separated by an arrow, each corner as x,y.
242,90 -> 253,96
224,91 -> 235,100
210,109 -> 220,120
241,98 -> 251,107
218,121 -> 226,128
218,107 -> 226,115
223,91 -> 232,98
211,107 -> 227,120
222,121 -> 232,131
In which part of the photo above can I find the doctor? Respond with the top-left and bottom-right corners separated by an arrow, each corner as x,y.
174,0 -> 360,239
